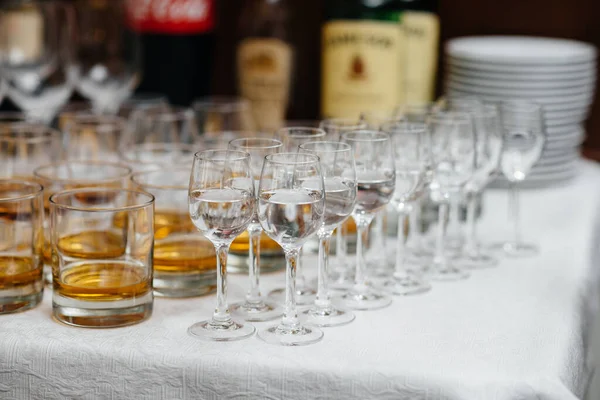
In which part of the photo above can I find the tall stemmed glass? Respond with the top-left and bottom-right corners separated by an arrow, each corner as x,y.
318,118 -> 367,289
459,105 -> 504,268
188,149 -> 257,341
228,138 -> 283,322
257,153 -> 325,346
74,0 -> 141,114
337,131 -> 395,310
497,101 -> 545,257
268,127 -> 327,304
382,122 -> 431,295
427,112 -> 476,281
299,141 -> 357,327
0,1 -> 78,124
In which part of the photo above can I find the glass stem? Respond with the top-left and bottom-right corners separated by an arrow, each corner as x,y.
354,218 -> 370,292
246,227 -> 262,304
212,243 -> 232,326
394,209 -> 408,279
296,247 -> 306,288
408,201 -> 421,250
433,202 -> 449,270
335,221 -> 348,274
509,182 -> 521,245
448,193 -> 461,243
372,211 -> 386,257
465,190 -> 478,255
281,248 -> 300,329
315,232 -> 332,310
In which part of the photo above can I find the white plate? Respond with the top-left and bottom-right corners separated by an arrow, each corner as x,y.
446,88 -> 593,106
446,36 -> 597,64
537,152 -> 579,166
446,73 -> 595,90
531,159 -> 579,174
446,80 -> 594,99
447,64 -> 596,83
447,57 -> 596,74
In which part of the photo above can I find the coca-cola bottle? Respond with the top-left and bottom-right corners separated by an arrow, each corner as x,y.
125,0 -> 215,106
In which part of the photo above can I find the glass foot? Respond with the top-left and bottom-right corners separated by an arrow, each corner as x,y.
303,306 -> 355,327
188,319 -> 255,342
258,323 -> 323,346
499,242 -> 539,258
230,300 -> 282,322
335,286 -> 392,311
456,250 -> 499,269
269,286 -> 316,305
428,263 -> 470,282
381,276 -> 431,296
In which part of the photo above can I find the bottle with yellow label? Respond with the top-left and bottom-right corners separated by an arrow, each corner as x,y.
236,0 -> 293,132
321,0 -> 439,119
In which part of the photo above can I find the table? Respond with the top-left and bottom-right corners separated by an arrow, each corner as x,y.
2,159 -> 600,400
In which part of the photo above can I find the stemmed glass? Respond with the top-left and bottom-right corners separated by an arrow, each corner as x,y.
458,105 -> 504,268
299,141 -> 357,327
228,137 -> 283,322
337,130 -> 395,310
319,118 -> 367,289
427,112 -> 476,281
257,153 -> 325,346
187,149 -> 257,341
496,101 -> 545,257
0,1 -> 78,124
382,122 -> 431,295
268,127 -> 327,305
73,0 -> 141,114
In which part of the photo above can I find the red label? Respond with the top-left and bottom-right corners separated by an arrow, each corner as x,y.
125,0 -> 214,34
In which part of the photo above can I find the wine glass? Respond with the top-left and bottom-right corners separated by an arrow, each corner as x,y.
188,149 -> 257,341
319,118 -> 367,290
337,130 -> 395,310
458,105 -> 504,268
257,152 -> 325,346
193,97 -> 255,136
299,141 -> 357,327
0,1 -> 78,124
268,127 -> 327,305
497,101 -> 545,257
73,0 -> 141,115
382,122 -> 431,295
228,137 -> 283,322
427,112 -> 476,281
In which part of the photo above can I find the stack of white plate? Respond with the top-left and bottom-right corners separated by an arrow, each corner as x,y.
445,36 -> 597,187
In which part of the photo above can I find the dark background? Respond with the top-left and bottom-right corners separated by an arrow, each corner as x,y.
212,0 -> 600,160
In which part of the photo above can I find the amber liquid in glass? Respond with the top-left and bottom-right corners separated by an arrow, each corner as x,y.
54,261 -> 150,301
57,230 -> 126,259
0,256 -> 43,291
230,230 -> 281,253
153,210 -> 216,273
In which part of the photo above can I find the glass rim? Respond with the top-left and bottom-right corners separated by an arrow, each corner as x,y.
228,137 -> 283,150
193,148 -> 250,162
299,140 -> 352,153
142,106 -> 195,122
341,130 -> 390,142
0,124 -> 62,143
319,118 -> 366,130
49,188 -> 155,213
118,142 -> 198,163
427,111 -> 474,124
192,96 -> 250,112
277,127 -> 326,139
131,167 -> 190,191
34,161 -> 132,184
381,121 -> 428,134
0,179 -> 43,202
264,152 -> 320,165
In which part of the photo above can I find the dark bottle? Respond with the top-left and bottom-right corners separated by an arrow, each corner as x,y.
321,0 -> 440,118
125,0 -> 215,106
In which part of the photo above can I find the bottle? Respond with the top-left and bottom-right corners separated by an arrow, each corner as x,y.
235,0 -> 293,132
125,0 -> 215,106
321,0 -> 439,118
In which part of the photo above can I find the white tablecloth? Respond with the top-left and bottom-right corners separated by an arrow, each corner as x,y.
2,160 -> 600,400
